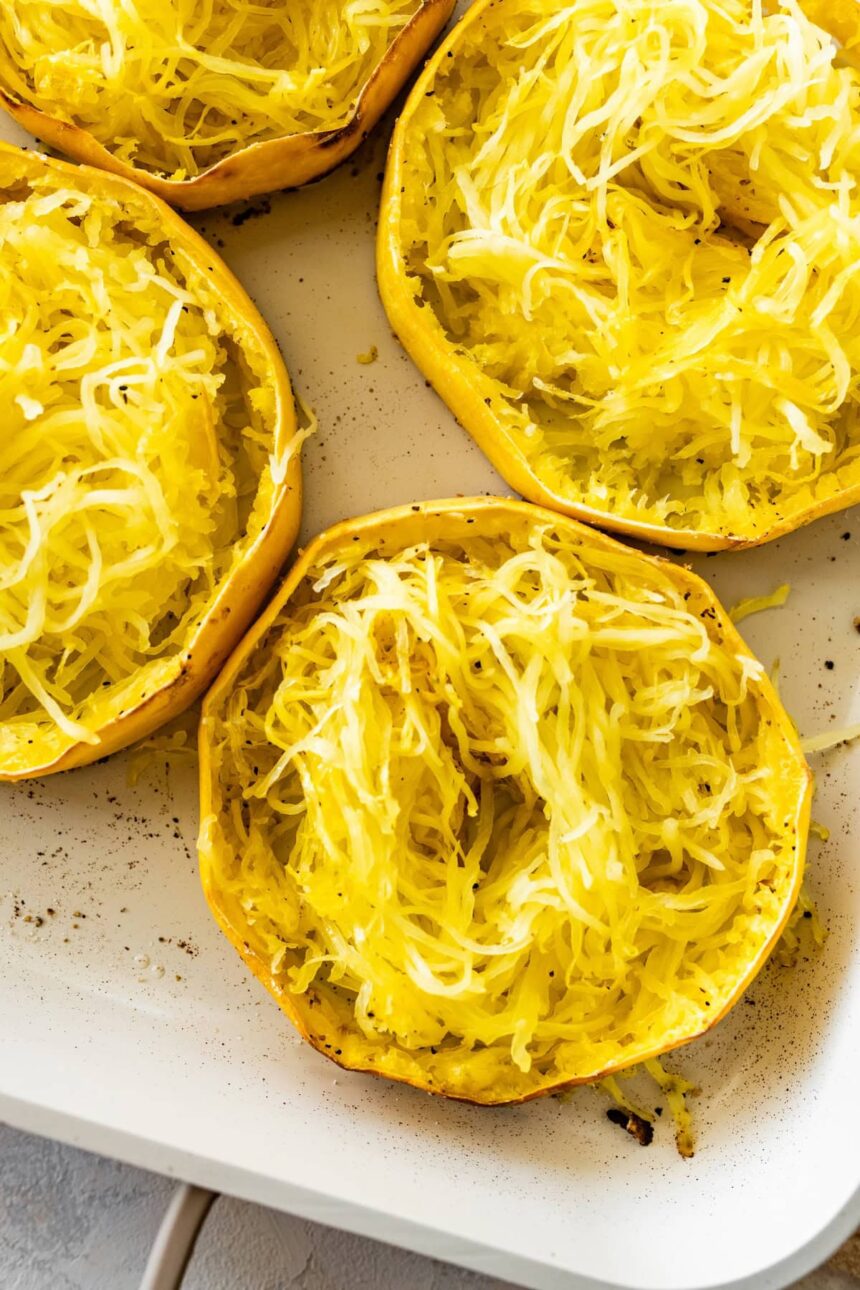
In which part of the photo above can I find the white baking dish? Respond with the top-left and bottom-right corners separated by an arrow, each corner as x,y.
0,94 -> 858,1290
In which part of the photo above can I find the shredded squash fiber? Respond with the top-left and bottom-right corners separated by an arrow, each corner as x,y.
200,501 -> 810,1103
0,149 -> 298,777
387,0 -> 860,545
0,0 -> 423,180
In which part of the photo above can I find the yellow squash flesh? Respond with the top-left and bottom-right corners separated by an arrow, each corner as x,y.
379,0 -> 860,551
0,143 -> 303,780
199,498 -> 811,1104
0,0 -> 454,211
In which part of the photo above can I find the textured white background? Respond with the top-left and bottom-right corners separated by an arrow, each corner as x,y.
0,1122 -> 511,1289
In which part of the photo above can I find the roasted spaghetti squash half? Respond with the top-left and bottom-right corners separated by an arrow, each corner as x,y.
199,498 -> 811,1104
379,0 -> 860,550
0,143 -> 304,780
0,0 -> 454,211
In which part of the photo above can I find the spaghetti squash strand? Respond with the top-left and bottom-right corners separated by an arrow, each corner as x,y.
0,163 -> 285,762
206,522 -> 804,1087
0,0 -> 423,179
396,0 -> 860,540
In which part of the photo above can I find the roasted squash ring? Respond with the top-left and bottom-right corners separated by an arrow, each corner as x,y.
199,498 -> 810,1104
379,0 -> 860,550
0,143 -> 303,780
0,0 -> 454,211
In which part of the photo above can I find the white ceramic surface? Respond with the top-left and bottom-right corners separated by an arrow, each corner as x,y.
0,67 -> 858,1290
1,1124 -> 855,1290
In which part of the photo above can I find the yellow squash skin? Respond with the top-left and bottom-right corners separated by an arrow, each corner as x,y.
378,0 -> 860,552
0,143 -> 302,780
0,0 -> 454,212
199,497 -> 811,1105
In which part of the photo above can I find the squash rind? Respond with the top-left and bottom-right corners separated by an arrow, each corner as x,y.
0,0 -> 455,211
199,497 -> 812,1104
0,144 -> 303,780
378,0 -> 860,552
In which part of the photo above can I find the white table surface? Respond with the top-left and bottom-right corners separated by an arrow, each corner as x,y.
1,1121 -> 857,1290
0,1122 -> 511,1290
